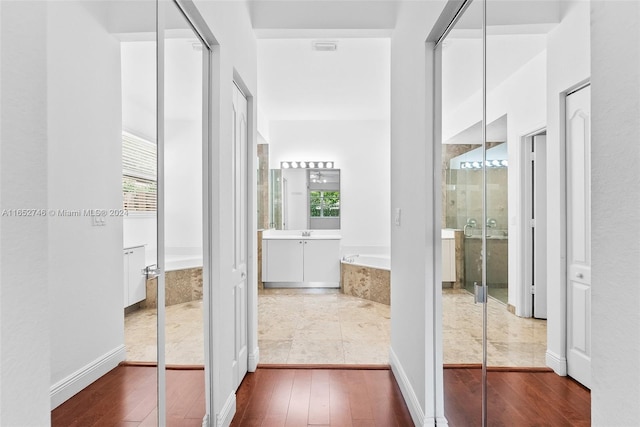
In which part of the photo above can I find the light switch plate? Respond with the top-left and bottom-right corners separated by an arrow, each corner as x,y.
92,216 -> 106,227
394,208 -> 401,226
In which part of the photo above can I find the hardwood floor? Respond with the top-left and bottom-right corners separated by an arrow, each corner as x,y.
51,365 -> 590,427
444,367 -> 591,426
51,365 -> 205,426
231,367 -> 414,427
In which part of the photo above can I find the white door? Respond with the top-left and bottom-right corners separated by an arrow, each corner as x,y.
526,134 -> 548,319
232,83 -> 249,388
566,85 -> 591,388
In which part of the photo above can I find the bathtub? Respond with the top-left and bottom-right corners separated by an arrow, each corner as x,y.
341,254 -> 391,305
141,248 -> 203,308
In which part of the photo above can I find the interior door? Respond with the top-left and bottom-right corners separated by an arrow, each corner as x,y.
530,134 -> 548,319
232,82 -> 249,388
566,85 -> 591,388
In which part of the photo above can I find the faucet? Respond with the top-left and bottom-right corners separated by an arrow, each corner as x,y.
301,230 -> 312,237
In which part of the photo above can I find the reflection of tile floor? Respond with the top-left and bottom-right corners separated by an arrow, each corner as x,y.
124,289 -> 547,367
443,289 -> 547,366
125,300 -> 204,365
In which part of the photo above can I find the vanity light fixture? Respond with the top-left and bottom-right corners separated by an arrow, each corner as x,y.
460,160 -> 508,169
280,161 -> 336,169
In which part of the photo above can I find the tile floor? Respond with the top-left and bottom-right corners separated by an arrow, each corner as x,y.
125,300 -> 204,365
124,288 -> 546,367
258,288 -> 391,365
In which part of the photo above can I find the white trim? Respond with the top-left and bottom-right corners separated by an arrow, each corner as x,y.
248,346 -> 259,372
389,347 -> 425,427
50,345 -> 126,409
201,413 -> 210,427
546,349 -> 568,376
216,391 -> 236,427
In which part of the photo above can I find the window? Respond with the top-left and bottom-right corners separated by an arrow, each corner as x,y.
122,132 -> 156,213
310,191 -> 340,218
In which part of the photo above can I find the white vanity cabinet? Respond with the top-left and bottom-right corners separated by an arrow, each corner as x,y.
263,239 -> 305,282
123,245 -> 146,307
442,237 -> 456,282
262,236 -> 340,287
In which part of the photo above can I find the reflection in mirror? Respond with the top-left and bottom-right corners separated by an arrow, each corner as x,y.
439,1 -> 485,425
440,0 -> 485,379
278,167 -> 341,230
308,169 -> 340,229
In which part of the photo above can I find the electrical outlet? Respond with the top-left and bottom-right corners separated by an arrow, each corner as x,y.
394,208 -> 401,226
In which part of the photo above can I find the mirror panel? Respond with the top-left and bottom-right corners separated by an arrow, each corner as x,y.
160,0 -> 207,420
440,0 -> 485,424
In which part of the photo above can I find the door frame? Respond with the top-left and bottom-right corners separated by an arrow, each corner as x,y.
518,127 -> 547,318
544,79 -> 590,377
232,71 -> 259,375
564,83 -> 592,388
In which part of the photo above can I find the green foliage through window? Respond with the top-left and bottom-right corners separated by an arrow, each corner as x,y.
310,191 -> 340,218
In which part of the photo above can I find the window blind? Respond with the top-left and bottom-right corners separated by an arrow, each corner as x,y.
122,132 -> 157,212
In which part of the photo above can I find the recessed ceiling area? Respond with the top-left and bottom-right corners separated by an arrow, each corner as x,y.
257,38 -> 390,121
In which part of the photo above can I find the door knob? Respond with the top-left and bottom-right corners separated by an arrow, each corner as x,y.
241,272 -> 246,279
576,273 -> 584,279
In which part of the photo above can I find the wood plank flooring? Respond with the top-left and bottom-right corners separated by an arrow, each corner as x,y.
231,367 -> 414,427
51,365 -> 590,427
444,367 -> 591,426
51,365 -> 205,426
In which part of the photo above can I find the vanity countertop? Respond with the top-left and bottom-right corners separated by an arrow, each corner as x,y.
262,230 -> 342,240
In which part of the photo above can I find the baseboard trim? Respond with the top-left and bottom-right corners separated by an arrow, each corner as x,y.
257,363 -> 389,370
202,413 -> 210,427
389,347 -> 425,427
436,416 -> 449,426
248,346 -> 259,372
216,390 -> 236,427
546,350 -> 567,376
50,344 -> 126,409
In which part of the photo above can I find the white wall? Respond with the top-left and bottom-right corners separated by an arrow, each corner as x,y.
390,1 -> 446,425
545,0 -> 590,375
269,120 -> 391,253
0,2 -> 51,424
47,0 -> 127,407
487,52 -> 547,311
165,119 -> 203,253
591,1 -> 640,424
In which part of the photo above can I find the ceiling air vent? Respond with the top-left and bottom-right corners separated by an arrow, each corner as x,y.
312,41 -> 338,52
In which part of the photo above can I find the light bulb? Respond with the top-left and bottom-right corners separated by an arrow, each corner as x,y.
282,162 -> 290,169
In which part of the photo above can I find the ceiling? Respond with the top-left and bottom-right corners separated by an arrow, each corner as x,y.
257,38 -> 390,122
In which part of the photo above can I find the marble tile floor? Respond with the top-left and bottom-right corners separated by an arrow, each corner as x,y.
124,300 -> 204,365
123,288 -> 547,367
258,288 -> 391,365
